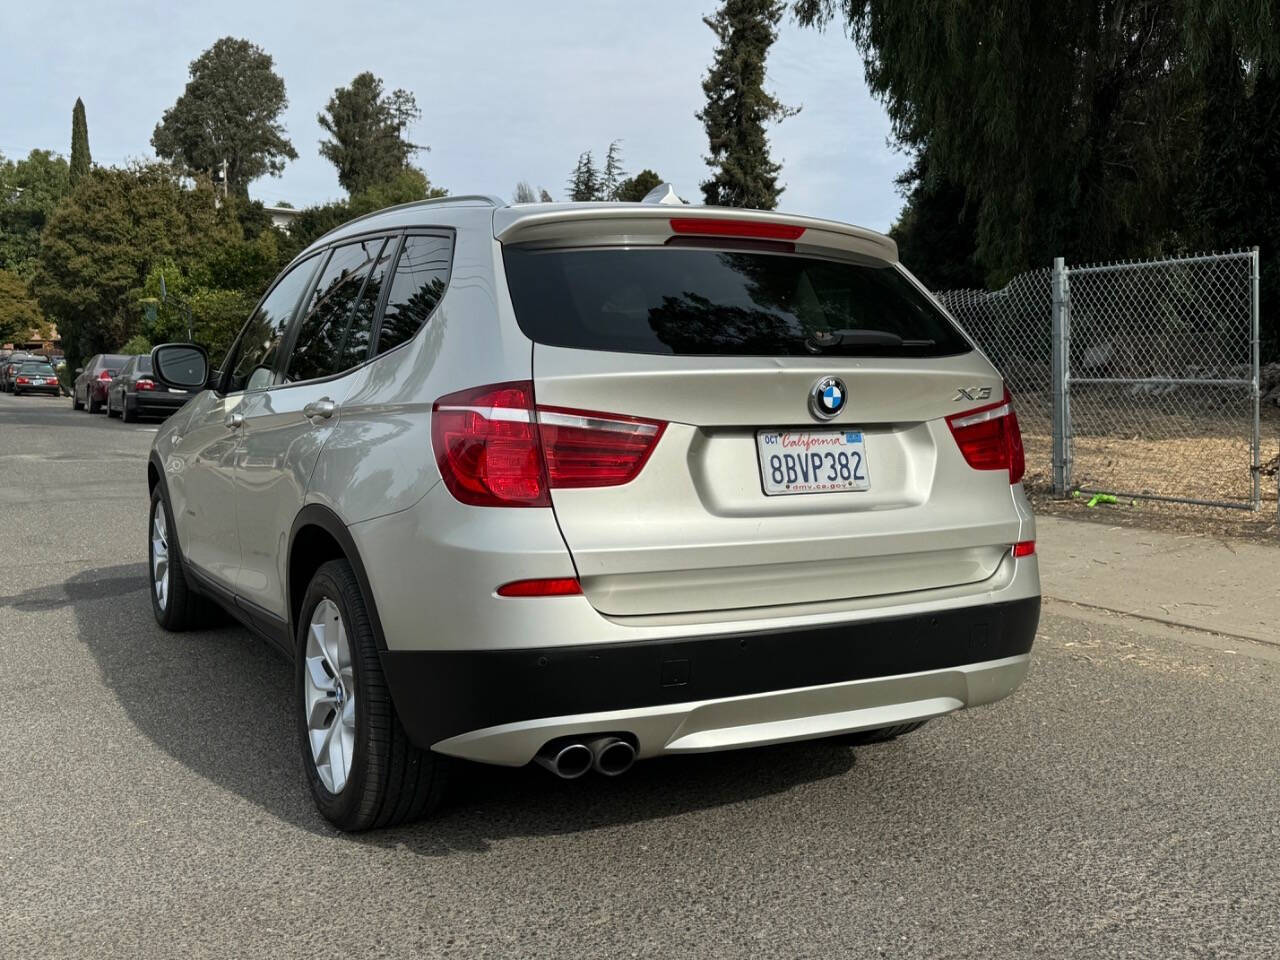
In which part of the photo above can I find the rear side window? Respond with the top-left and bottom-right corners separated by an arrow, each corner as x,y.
502,246 -> 971,358
374,234 -> 452,356
136,356 -> 152,374
227,254 -> 321,393
285,237 -> 386,384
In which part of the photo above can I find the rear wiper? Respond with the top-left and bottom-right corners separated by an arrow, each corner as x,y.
803,329 -> 935,354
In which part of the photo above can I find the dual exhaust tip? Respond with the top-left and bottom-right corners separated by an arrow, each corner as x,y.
535,735 -> 637,779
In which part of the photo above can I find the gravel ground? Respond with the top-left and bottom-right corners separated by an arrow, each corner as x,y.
3,392 -> 1279,959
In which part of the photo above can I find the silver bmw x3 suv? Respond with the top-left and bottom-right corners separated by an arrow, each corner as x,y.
145,189 -> 1040,830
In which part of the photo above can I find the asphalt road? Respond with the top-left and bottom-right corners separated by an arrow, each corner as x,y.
3,391 -> 1279,959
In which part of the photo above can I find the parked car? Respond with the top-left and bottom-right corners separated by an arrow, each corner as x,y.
72,354 -> 127,412
106,354 -> 196,422
144,190 -> 1040,831
10,361 -> 60,397
0,352 -> 36,393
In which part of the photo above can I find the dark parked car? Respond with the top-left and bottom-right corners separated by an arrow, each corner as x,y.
1,352 -> 37,393
72,354 -> 127,413
107,354 -> 196,421
10,361 -> 61,397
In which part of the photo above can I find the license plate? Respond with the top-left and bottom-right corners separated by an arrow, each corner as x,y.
756,429 -> 870,495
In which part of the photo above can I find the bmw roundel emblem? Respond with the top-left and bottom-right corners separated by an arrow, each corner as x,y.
809,376 -> 847,421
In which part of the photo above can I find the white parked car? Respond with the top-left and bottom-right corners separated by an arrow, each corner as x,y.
145,189 -> 1040,830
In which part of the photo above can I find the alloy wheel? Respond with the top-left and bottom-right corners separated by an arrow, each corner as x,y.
303,598 -> 357,794
150,505 -> 169,611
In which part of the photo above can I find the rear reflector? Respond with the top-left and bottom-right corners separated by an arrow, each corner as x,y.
496,577 -> 582,597
669,217 -> 806,241
432,382 -> 667,507
945,388 -> 1026,484
1012,541 -> 1036,557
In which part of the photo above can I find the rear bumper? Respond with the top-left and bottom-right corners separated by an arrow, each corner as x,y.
14,384 -> 59,395
383,595 -> 1039,763
130,392 -> 192,413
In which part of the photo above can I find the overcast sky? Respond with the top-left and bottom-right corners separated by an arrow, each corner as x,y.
1,0 -> 907,230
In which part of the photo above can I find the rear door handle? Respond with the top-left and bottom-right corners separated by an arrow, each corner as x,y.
224,412 -> 244,429
303,397 -> 336,420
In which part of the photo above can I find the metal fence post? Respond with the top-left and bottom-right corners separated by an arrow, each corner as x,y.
1051,257 -> 1070,497
1252,246 -> 1265,515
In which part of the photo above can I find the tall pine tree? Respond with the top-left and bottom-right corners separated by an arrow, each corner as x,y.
698,0 -> 797,209
69,98 -> 90,185
601,140 -> 625,200
567,151 -> 602,201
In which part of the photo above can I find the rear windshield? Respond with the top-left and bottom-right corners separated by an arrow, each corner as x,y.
20,363 -> 53,373
502,246 -> 971,358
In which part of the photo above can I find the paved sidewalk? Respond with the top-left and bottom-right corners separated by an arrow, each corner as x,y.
1037,515 -> 1278,644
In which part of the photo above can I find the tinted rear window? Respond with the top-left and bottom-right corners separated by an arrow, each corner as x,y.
20,363 -> 53,372
135,356 -> 152,374
502,246 -> 971,358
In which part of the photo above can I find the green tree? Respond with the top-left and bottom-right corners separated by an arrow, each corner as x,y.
567,151 -> 601,201
69,98 -> 91,185
602,140 -> 626,199
0,268 -> 43,344
152,37 -> 297,194
318,72 -> 424,195
614,169 -> 664,202
513,180 -> 537,203
698,0 -> 797,209
538,188 -> 554,203
791,1 -> 1278,284
287,167 -> 446,250
32,164 -> 240,369
0,150 -> 71,276
888,151 -> 983,290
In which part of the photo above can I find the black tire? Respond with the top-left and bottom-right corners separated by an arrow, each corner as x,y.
296,559 -> 448,831
88,392 -> 102,414
148,487 -> 218,631
833,721 -> 930,746
121,397 -> 136,422
72,389 -> 83,410
107,394 -> 119,418
12,389 -> 20,397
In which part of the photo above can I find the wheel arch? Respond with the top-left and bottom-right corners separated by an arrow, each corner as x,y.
288,505 -> 388,653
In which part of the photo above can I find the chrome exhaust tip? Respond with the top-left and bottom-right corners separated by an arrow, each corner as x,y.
586,735 -> 637,777
534,740 -> 593,779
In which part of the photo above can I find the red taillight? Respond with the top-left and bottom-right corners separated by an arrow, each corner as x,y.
496,577 -> 583,597
432,381 -> 667,507
135,379 -> 156,391
538,407 -> 666,488
432,381 -> 549,507
98,369 -> 114,380
945,388 -> 1025,485
669,217 -> 806,241
1012,541 -> 1036,558
15,377 -> 29,385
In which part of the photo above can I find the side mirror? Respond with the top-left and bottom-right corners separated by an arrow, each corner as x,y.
75,367 -> 84,375
152,343 -> 209,391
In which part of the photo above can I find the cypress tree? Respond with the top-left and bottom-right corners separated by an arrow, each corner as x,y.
69,98 -> 91,185
698,0 -> 797,209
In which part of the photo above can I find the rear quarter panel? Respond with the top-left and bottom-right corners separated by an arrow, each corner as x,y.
308,210 -> 533,524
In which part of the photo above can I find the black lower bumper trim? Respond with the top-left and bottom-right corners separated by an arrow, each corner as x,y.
382,596 -> 1039,750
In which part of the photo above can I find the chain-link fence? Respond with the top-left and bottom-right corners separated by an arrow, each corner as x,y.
936,249 -> 1262,511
